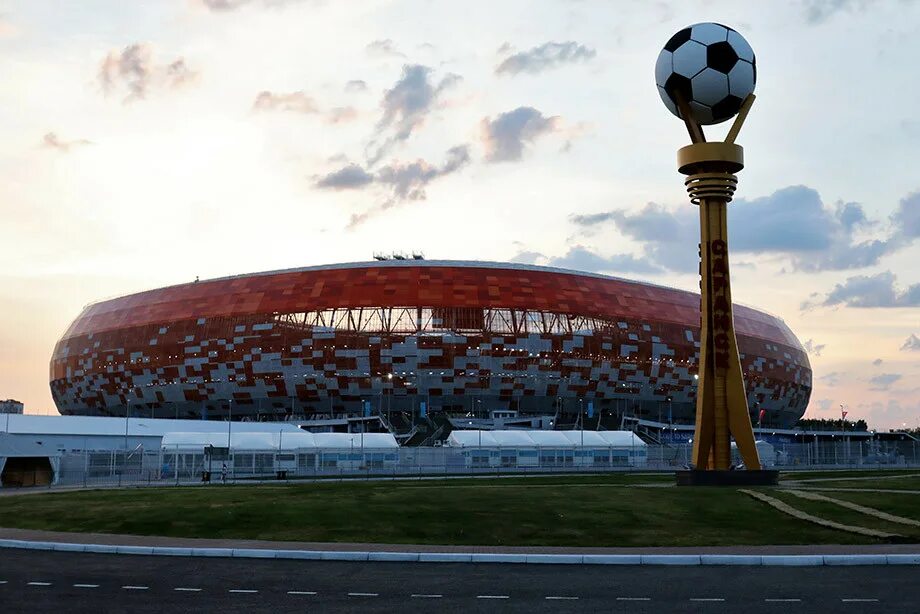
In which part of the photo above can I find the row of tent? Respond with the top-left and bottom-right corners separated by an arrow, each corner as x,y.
445,430 -> 648,468
446,429 -> 646,449
161,431 -> 399,451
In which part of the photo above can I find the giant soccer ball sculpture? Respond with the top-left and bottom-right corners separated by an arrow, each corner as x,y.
655,23 -> 776,484
655,22 -> 756,125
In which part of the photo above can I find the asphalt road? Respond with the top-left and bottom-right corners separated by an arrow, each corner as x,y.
1,549 -> 916,613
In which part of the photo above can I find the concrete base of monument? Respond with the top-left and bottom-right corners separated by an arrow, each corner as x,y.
675,470 -> 780,487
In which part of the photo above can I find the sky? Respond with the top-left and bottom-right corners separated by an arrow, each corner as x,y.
1,0 -> 918,429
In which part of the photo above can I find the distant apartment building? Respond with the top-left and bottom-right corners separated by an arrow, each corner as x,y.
0,399 -> 24,414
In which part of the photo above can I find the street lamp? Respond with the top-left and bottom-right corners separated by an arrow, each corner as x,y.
227,398 -> 233,450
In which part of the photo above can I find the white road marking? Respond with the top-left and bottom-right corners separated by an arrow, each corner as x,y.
287,591 -> 317,595
546,596 -> 579,600
73,584 -> 99,588
174,587 -> 202,592
477,595 -> 510,599
842,598 -> 879,602
122,586 -> 148,590
348,592 -> 379,597
690,598 -> 726,602
411,594 -> 443,598
27,582 -> 52,586
0,580 -> 8,584
229,589 -> 258,593
617,597 -> 651,601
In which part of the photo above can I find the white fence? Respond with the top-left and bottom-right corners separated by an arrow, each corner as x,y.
24,438 -> 917,489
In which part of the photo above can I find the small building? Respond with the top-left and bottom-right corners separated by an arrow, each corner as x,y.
160,430 -> 399,478
445,430 -> 647,468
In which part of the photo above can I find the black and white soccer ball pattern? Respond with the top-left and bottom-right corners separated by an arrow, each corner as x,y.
655,23 -> 756,125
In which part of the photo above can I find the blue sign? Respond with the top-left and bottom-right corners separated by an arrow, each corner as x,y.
587,401 -> 594,419
419,401 -> 427,418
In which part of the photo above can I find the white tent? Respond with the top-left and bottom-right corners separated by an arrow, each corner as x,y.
445,430 -> 499,448
446,430 -> 646,449
274,431 -> 316,450
445,429 -> 647,468
0,433 -> 63,487
161,432 -> 277,451
3,414 -> 304,437
312,432 -> 398,449
521,430 -> 573,447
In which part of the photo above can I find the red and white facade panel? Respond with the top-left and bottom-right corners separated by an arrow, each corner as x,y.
50,261 -> 811,426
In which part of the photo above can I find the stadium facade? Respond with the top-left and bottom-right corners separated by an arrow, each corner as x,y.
50,260 -> 812,427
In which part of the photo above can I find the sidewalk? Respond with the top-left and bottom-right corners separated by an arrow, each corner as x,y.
1,526 -> 918,556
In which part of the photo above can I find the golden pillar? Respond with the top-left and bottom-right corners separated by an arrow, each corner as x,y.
676,97 -> 761,471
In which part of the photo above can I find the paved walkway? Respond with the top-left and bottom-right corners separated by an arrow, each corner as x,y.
739,489 -> 899,538
1,526 -> 918,555
782,489 -> 920,527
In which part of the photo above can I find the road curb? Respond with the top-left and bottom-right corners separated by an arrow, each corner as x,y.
2,538 -> 919,565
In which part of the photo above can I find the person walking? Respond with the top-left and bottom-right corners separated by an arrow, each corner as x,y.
221,462 -> 228,484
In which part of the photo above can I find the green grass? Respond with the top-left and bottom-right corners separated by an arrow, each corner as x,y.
769,490 -> 920,540
817,490 -> 920,523
0,477 -> 889,547
797,477 -> 920,491
780,469 -> 920,481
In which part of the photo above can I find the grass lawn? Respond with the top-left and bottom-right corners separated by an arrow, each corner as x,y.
814,490 -> 920,524
769,490 -> 920,540
794,477 -> 920,491
780,469 -> 920,481
0,477 -> 888,547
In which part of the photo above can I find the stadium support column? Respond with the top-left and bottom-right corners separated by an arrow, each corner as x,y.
675,97 -> 760,472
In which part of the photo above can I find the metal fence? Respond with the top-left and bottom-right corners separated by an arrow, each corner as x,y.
23,438 -> 918,490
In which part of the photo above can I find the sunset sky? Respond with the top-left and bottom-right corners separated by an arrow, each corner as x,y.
1,0 -> 918,429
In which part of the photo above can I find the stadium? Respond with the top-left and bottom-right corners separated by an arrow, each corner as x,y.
50,260 -> 812,430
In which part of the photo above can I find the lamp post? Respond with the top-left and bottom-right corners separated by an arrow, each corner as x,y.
227,398 -> 233,451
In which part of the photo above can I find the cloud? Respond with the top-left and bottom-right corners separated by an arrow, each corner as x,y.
509,251 -> 546,265
326,106 -> 358,124
345,80 -> 368,92
367,65 -> 460,164
816,398 -> 834,411
98,44 -> 197,102
253,92 -> 357,124
198,0 -> 307,11
803,339 -> 826,357
252,90 -> 319,113
890,191 -> 920,246
569,202 -> 696,272
570,186 -> 909,273
803,0 -> 876,24
366,39 -> 404,58
901,334 -> 920,352
547,246 -> 661,275
315,146 -> 471,228
480,107 -> 562,162
314,164 -> 374,190
869,373 -> 902,391
872,358 -> 883,366
252,90 -> 319,114
41,132 -> 91,152
374,145 -> 470,205
805,271 -> 920,309
818,372 -> 842,386
495,41 -> 596,76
